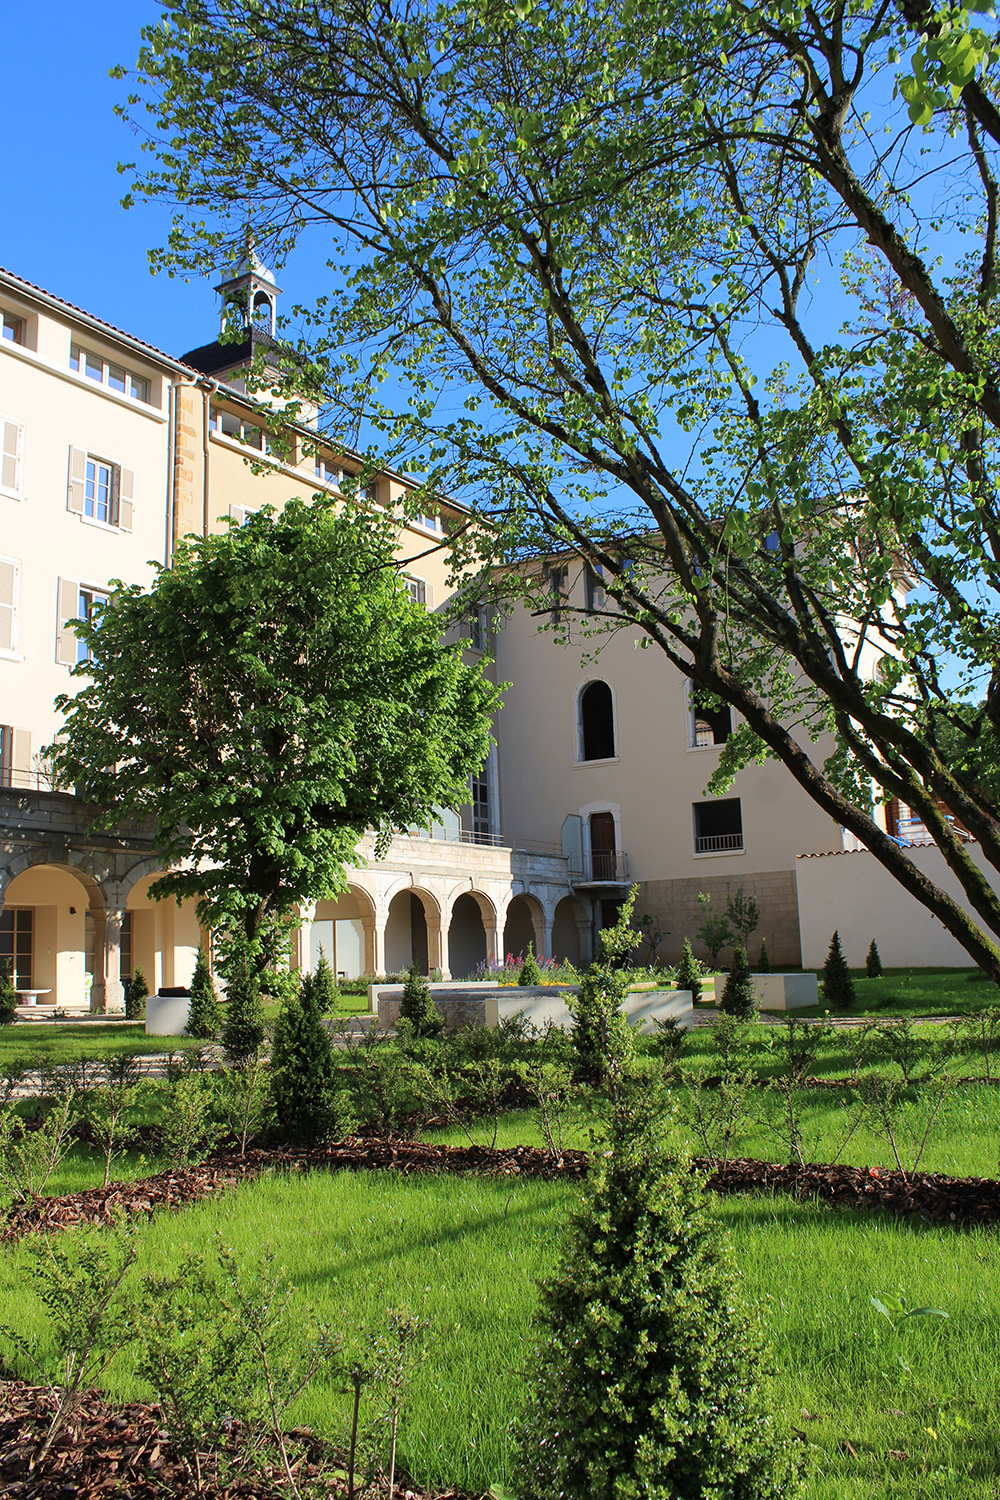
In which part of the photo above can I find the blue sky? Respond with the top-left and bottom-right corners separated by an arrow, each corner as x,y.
4,2 -> 243,357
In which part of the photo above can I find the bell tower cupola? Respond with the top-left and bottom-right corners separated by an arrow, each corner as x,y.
215,245 -> 281,339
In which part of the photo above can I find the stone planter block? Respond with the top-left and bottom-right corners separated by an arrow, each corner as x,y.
146,992 -> 191,1036
625,988 -> 695,1033
712,972 -> 818,1011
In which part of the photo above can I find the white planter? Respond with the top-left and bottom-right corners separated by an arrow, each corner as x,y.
145,993 -> 191,1036
712,972 -> 818,1011
624,988 -> 695,1033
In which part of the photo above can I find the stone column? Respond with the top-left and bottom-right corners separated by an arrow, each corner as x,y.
296,902 -> 317,975
482,912 -> 499,968
361,916 -> 378,977
429,899 -> 450,980
103,907 -> 127,1015
89,906 -> 108,1015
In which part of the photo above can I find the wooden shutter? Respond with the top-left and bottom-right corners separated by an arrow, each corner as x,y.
1,417 -> 23,496
424,581 -> 434,608
12,729 -> 30,788
0,559 -> 16,652
118,468 -> 134,532
56,577 -> 80,664
67,447 -> 87,514
229,504 -> 246,526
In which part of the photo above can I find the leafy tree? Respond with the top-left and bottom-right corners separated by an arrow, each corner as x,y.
720,945 -> 756,1022
186,948 -> 221,1039
119,0 -> 1000,975
0,963 -> 16,1026
675,939 -> 702,1004
822,931 -> 856,1010
270,970 -> 338,1143
512,1086 -> 802,1499
124,967 -> 147,1021
757,937 -> 770,975
313,948 -> 338,1015
696,894 -> 733,969
726,886 -> 761,951
52,499 -> 499,977
517,943 -> 544,987
220,936 -> 266,1065
398,965 -> 442,1038
866,940 -> 884,980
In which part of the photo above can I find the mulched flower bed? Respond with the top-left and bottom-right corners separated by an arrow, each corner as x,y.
3,1137 -> 1000,1246
0,1381 -> 486,1500
0,1138 -> 589,1244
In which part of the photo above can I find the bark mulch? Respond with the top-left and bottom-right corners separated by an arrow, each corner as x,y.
699,1156 -> 1000,1228
0,1380 -> 486,1500
4,1138 -> 1000,1246
0,1138 -> 589,1244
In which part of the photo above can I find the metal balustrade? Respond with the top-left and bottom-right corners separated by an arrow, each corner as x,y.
694,832 -> 744,853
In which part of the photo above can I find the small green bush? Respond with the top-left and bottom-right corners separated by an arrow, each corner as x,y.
0,963 -> 17,1026
399,966 -> 442,1037
220,939 -> 266,1064
518,944 -> 544,987
720,945 -> 756,1021
270,971 -> 338,1144
757,937 -> 770,973
865,939 -> 883,979
512,1088 -> 803,1500
186,949 -> 221,1039
313,949 -> 338,1014
675,938 -> 702,1003
822,930 -> 856,1008
125,967 -> 148,1021
570,892 -> 640,1085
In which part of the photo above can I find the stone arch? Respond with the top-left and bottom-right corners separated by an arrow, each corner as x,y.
2,860 -> 109,1012
502,891 -> 547,963
308,881 -> 379,981
448,891 -> 490,980
551,894 -> 589,967
383,884 -> 445,976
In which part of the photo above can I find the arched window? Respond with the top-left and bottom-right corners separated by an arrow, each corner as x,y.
252,292 -> 273,331
580,680 -> 616,761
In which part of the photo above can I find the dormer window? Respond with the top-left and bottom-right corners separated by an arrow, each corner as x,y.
1,310 -> 24,345
70,346 -> 152,404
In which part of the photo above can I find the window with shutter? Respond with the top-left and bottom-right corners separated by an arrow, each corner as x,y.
67,449 -> 135,530
56,577 -> 80,664
1,414 -> 23,498
0,558 -> 19,655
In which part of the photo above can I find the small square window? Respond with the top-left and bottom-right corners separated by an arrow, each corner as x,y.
84,351 -> 104,383
693,799 -> 743,854
129,374 -> 149,403
108,364 -> 127,394
1,311 -> 24,345
315,457 -> 340,485
70,345 -> 83,372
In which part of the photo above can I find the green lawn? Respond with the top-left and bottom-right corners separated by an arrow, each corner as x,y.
694,966 -> 999,1019
1,1165 -> 997,1498
0,1024 -> 207,1071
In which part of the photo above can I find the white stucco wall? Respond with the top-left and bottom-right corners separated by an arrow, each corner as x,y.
796,841 -> 1000,969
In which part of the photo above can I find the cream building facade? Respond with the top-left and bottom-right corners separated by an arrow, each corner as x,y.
0,262 -> 850,1010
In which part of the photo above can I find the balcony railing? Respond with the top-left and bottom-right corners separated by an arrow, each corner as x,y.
568,850 -> 630,884
404,824 -> 508,848
694,832 -> 744,854
0,769 -> 62,794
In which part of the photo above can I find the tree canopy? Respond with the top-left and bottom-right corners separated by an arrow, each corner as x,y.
52,498 -> 499,954
117,0 -> 1000,971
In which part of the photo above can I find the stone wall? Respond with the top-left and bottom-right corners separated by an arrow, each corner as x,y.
636,868 -> 801,969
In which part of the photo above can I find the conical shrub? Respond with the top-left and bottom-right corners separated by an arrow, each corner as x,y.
125,967 -> 148,1020
313,948 -> 338,1014
676,938 -> 702,1003
270,970 -> 338,1143
822,930 -> 855,1008
518,943 -> 544,986
865,939 -> 883,979
0,963 -> 16,1026
720,945 -> 756,1021
512,1089 -> 803,1500
757,937 -> 770,973
220,937 -> 266,1064
186,947 -> 221,1039
399,965 -> 442,1036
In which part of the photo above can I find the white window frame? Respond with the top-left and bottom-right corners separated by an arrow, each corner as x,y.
209,405 -> 268,453
1,310 -> 25,346
70,344 -> 153,405
314,456 -> 341,487
85,457 -> 116,526
75,584 -> 111,666
0,413 -> 24,499
405,575 -> 427,606
0,556 -> 20,659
